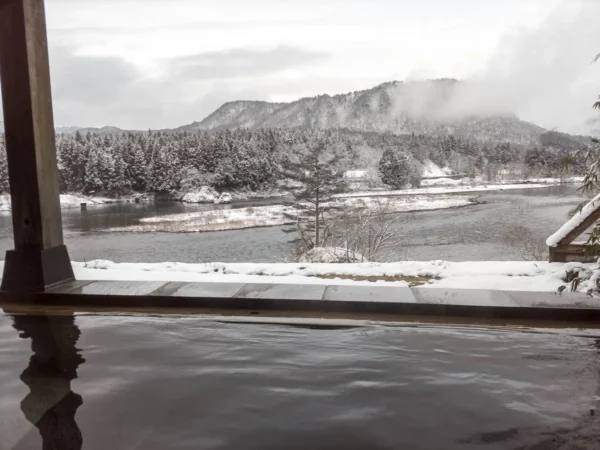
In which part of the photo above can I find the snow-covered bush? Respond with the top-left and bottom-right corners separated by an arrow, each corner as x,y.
214,192 -> 232,204
299,247 -> 366,263
559,263 -> 599,294
181,186 -> 218,204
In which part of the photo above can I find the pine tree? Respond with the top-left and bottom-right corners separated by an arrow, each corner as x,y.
378,146 -> 419,188
146,141 -> 180,192
124,141 -> 147,191
109,146 -> 130,195
282,140 -> 347,252
58,134 -> 87,191
83,144 -> 103,193
97,142 -> 116,190
0,126 -> 555,197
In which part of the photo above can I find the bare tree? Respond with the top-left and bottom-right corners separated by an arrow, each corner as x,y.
502,224 -> 548,261
293,199 -> 412,262
335,203 -> 411,261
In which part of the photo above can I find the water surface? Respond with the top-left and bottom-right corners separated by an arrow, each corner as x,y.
0,313 -> 599,450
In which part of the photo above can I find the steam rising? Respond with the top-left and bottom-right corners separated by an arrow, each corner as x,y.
420,0 -> 600,134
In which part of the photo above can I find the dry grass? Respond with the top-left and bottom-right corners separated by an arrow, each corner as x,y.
312,273 -> 438,286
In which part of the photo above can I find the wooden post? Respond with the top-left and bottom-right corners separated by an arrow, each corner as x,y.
548,246 -> 565,263
0,0 -> 74,291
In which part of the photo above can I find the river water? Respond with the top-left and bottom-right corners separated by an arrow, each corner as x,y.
1,313 -> 599,450
0,186 -> 584,263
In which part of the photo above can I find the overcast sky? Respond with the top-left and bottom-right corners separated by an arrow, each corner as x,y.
5,0 -> 599,133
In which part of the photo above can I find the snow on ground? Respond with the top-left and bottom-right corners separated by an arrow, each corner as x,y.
422,160 -> 453,178
420,178 -> 465,187
111,205 -> 295,233
0,194 -> 121,212
344,177 -> 582,195
60,194 -> 117,207
526,176 -> 584,184
60,260 -> 594,293
546,193 -> 600,247
341,194 -> 473,211
181,187 -> 233,204
299,247 -> 364,263
230,189 -> 287,201
107,195 -> 475,233
340,183 -> 552,199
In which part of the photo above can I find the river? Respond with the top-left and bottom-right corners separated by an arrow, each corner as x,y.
1,313 -> 599,449
0,186 -> 584,263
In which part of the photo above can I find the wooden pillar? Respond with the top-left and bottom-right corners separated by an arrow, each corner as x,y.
549,246 -> 564,263
0,0 -> 74,291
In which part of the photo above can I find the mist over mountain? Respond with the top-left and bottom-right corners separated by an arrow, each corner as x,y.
48,78 -> 592,150
178,80 -> 549,145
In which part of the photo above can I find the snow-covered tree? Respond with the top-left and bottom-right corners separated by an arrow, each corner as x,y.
0,125 -> 589,197
378,147 -> 420,188
146,141 -> 180,193
83,144 -> 104,193
109,146 -> 130,195
124,141 -> 148,191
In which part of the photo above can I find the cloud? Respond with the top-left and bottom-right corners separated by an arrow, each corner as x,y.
38,45 -> 328,128
50,47 -> 140,105
1,0 -> 597,134
382,0 -> 600,135
169,46 -> 328,79
439,0 -> 600,134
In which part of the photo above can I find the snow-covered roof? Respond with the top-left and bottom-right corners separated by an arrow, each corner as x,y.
546,192 -> 600,247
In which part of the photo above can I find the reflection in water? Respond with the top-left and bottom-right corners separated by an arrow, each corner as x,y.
11,314 -> 84,450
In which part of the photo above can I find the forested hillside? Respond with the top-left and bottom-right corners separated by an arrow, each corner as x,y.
181,80 -> 548,146
0,128 -> 588,197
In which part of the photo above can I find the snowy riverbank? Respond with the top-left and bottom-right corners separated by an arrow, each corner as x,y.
179,179 -> 574,204
0,178 -> 571,213
107,195 -> 476,233
419,176 -> 584,188
110,205 -> 295,233
0,193 -> 147,212
0,179 -> 571,213
339,183 -> 554,199
63,260 -> 595,293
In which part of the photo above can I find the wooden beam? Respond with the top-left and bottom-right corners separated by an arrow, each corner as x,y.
558,208 -> 600,246
0,0 -> 74,291
553,244 -> 589,254
549,244 -> 598,263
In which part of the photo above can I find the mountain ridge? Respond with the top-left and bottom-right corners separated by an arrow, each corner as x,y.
179,79 -> 547,145
24,79 -> 590,149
